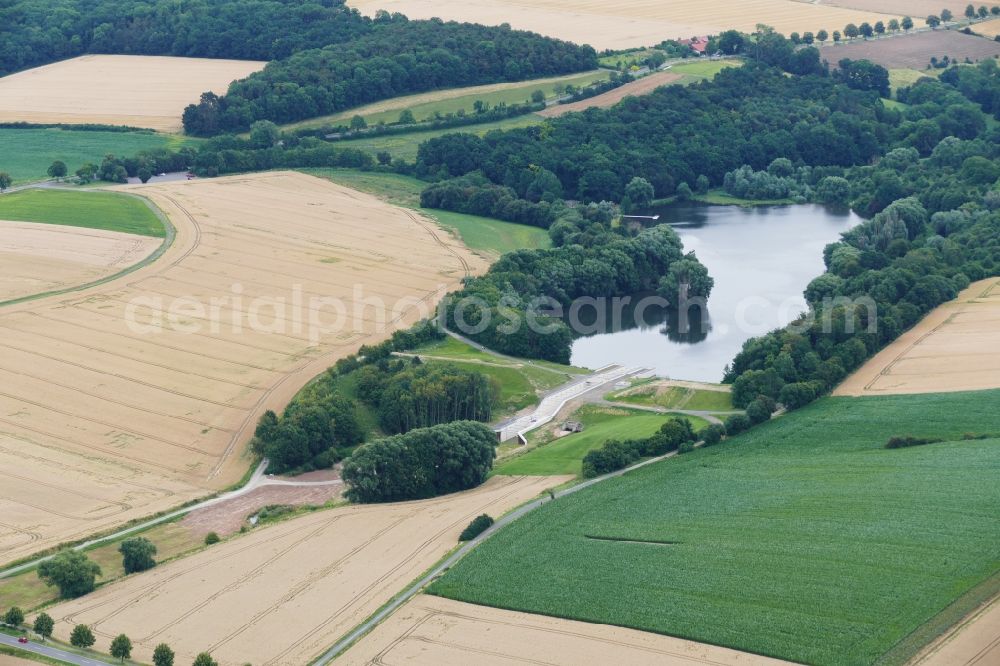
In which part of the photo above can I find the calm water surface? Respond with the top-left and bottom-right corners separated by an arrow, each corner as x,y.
569,203 -> 861,382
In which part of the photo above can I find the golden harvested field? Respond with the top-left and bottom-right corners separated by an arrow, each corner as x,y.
0,171 -> 485,566
347,0 -> 901,50
538,71 -> 683,117
46,475 -> 569,666
835,277 -> 1000,396
0,55 -> 264,131
341,594 -> 795,665
0,221 -> 161,303
976,19 -> 1000,38
0,655 -> 38,666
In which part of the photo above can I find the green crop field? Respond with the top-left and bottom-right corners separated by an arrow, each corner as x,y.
495,405 -> 710,476
306,168 -> 551,257
0,189 -> 165,237
0,128 -> 186,184
283,70 -> 610,130
433,390 -> 1000,666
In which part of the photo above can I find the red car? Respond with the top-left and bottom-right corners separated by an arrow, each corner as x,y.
17,636 -> 28,644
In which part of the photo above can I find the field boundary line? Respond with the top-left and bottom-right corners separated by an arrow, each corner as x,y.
312,448 -> 690,663
0,188 -> 175,308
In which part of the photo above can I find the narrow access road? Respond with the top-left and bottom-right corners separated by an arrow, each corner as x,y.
494,365 -> 646,442
0,634 -> 113,666
314,443 -> 686,664
0,460 -> 342,580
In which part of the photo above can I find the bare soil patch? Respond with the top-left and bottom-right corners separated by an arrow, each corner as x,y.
836,278 -> 1000,396
348,0 -> 901,50
46,476 -> 569,666
0,55 -> 264,132
817,31 -> 1000,69
341,594 -> 795,665
538,71 -> 683,117
0,221 -> 160,302
181,483 -> 344,538
0,171 -> 485,567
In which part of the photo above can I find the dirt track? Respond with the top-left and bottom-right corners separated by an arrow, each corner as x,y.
348,0 -> 900,50
0,171 -> 485,566
835,277 -> 1000,396
538,71 -> 683,117
913,593 -> 1000,666
0,221 -> 160,302
0,55 -> 264,131
341,594 -> 794,665
46,476 -> 569,666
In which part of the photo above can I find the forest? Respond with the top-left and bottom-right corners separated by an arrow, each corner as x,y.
250,322 -> 500,473
414,62 -> 887,203
183,21 -> 597,133
342,421 -> 496,503
0,0 -> 373,76
1,0 -> 596,135
443,221 -> 708,363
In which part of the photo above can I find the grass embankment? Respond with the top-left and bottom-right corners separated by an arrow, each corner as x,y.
495,405 -> 710,476
305,168 -> 551,257
608,381 -> 734,412
411,336 -> 587,417
284,70 -> 611,130
888,67 -> 940,96
0,522 -> 200,612
432,390 -> 1000,666
0,644 -> 65,666
0,128 -> 188,184
0,189 -> 165,237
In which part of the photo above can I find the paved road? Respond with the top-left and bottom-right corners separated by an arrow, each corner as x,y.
494,365 -> 645,443
314,443 -> 686,664
0,460 -> 341,580
0,634 -> 113,666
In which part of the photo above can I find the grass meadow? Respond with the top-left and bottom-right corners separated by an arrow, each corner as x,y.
0,189 -> 165,236
496,405 -> 710,476
609,383 -> 734,412
285,70 -> 610,130
432,390 -> 1000,666
325,114 -> 542,163
0,128 -> 184,184
306,168 -> 551,257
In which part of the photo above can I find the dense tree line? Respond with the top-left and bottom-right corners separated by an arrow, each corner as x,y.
581,418 -> 698,478
420,172 -> 561,228
354,357 -> 499,434
0,0 -> 375,76
342,421 -> 496,502
183,20 -> 597,134
414,55 -> 888,202
444,222 -> 708,362
250,321 -> 447,473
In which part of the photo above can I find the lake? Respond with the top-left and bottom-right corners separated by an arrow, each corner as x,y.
569,202 -> 861,382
